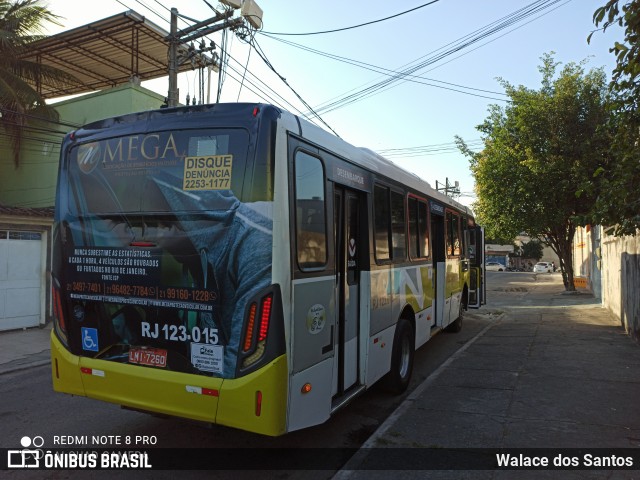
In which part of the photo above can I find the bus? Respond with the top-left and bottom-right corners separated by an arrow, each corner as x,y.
51,103 -> 485,436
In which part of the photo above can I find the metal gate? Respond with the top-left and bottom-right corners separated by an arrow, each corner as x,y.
0,231 -> 43,331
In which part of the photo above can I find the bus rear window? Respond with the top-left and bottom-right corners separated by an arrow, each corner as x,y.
67,129 -> 253,214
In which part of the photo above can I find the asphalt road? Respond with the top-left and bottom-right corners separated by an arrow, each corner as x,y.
1,282 -> 505,479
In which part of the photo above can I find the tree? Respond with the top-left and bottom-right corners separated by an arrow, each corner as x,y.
0,0 -> 73,167
521,240 -> 544,261
457,54 -> 612,291
589,1 -> 640,235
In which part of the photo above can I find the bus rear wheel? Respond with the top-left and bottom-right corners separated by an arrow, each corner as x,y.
382,318 -> 414,394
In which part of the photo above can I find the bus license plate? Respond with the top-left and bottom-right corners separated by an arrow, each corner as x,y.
128,347 -> 167,368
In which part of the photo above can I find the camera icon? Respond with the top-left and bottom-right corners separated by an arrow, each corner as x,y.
7,449 -> 43,468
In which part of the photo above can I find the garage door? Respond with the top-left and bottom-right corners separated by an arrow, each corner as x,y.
0,230 -> 42,331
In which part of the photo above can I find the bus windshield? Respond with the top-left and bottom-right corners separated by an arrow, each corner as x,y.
59,126 -> 274,379
68,129 -> 252,214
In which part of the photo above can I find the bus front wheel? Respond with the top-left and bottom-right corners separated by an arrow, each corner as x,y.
382,318 -> 414,394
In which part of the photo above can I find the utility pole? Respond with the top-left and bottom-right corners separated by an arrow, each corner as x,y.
436,177 -> 461,198
167,8 -> 179,107
166,1 -> 263,107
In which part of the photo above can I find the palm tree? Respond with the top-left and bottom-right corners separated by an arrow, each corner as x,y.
0,0 -> 73,167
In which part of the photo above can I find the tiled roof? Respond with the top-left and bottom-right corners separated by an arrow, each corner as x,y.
19,10 -> 213,100
0,205 -> 54,218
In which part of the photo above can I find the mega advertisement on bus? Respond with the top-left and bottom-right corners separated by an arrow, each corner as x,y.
55,127 -> 274,378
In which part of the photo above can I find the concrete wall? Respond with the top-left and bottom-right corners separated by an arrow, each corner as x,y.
600,230 -> 640,343
572,226 -> 602,299
0,84 -> 165,208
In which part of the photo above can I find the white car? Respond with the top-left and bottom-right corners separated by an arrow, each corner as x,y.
533,262 -> 553,273
486,262 -> 506,272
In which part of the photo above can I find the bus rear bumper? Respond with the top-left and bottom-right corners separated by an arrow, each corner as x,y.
50,332 -> 288,436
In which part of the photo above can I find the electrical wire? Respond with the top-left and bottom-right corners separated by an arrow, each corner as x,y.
307,0 -> 570,116
377,139 -> 485,159
1,107 -> 81,129
312,0 -> 563,114
217,27 -> 228,102
413,0 -> 573,80
108,1 -> 340,130
110,0 -> 327,124
261,0 -> 441,36
250,36 -> 340,137
261,33 -> 509,102
130,0 -> 168,25
224,56 -> 328,127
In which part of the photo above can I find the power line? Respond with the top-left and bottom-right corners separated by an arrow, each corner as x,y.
307,0 -> 569,116
107,1 -> 334,129
115,0 -> 316,120
1,107 -> 82,129
377,139 -> 483,153
250,37 -> 341,137
413,0 -> 573,79
261,0 -> 441,36
225,54 -> 309,117
261,33 -> 509,101
313,0 -> 563,114
236,36 -> 252,100
376,139 -> 485,158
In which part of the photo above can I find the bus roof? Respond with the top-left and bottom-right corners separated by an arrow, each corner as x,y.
284,108 -> 473,217
66,102 -> 473,218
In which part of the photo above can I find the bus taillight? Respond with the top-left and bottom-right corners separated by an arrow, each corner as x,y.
259,295 -> 272,341
243,303 -> 258,352
241,293 -> 273,368
52,283 -> 68,344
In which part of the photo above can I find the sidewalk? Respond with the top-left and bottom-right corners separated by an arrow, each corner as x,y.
336,273 -> 640,478
2,275 -> 640,477
0,322 -> 52,375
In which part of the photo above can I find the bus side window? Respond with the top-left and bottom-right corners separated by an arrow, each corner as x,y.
374,185 -> 390,261
295,152 -> 327,270
446,211 -> 461,257
390,191 -> 406,261
409,197 -> 430,260
452,213 -> 461,256
418,200 -> 430,257
374,186 -> 406,262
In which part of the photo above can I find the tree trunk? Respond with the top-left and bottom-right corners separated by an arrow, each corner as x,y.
545,223 -> 576,292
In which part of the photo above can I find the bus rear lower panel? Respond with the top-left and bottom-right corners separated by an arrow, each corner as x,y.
51,332 -> 288,436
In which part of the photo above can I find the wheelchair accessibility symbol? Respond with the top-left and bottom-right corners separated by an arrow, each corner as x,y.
81,327 -> 99,352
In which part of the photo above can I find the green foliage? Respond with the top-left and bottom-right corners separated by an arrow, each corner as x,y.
590,1 -> 640,94
520,240 -> 544,261
457,53 -> 612,290
0,0 -> 73,167
590,1 -> 640,235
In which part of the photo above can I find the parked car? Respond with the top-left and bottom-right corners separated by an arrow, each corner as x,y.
533,262 -> 553,273
486,262 -> 506,272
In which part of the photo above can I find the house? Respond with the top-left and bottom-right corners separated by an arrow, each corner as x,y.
0,11 -> 190,331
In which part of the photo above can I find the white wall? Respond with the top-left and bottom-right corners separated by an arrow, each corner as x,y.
600,229 -> 640,343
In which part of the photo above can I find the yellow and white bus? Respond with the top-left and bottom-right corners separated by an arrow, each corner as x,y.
51,103 -> 484,436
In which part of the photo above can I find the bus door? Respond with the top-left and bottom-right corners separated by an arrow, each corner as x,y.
467,225 -> 485,308
333,186 -> 363,396
430,202 -> 446,327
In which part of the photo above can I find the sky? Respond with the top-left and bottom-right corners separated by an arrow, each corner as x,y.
42,0 -> 623,207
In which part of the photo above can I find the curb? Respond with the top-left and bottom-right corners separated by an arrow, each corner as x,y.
0,359 -> 50,376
